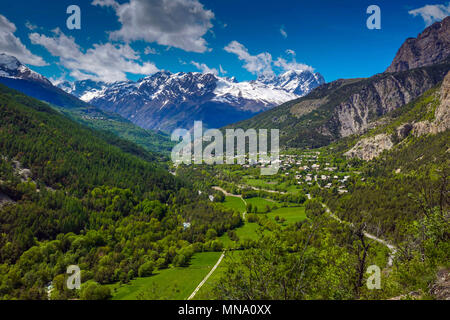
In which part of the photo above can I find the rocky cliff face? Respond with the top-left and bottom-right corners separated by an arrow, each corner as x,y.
331,65 -> 449,137
386,16 -> 450,73
346,71 -> 450,161
344,134 -> 394,161
412,70 -> 450,136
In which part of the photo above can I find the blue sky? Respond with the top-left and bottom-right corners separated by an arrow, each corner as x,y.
0,0 -> 448,83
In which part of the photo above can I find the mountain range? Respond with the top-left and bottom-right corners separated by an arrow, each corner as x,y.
57,69 -> 324,132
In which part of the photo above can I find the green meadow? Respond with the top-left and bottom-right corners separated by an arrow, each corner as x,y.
245,197 -> 275,212
110,251 -> 222,300
267,206 -> 307,225
221,196 -> 246,214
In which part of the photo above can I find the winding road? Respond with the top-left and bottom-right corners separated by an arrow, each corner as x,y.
223,184 -> 398,267
320,202 -> 397,266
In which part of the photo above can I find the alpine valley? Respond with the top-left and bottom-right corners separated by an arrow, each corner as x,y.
0,5 -> 448,302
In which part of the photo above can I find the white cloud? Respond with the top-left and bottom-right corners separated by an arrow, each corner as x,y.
92,0 -> 119,7
191,61 -> 218,75
280,26 -> 287,39
274,57 -> 314,72
29,29 -> 158,82
224,41 -> 274,77
409,3 -> 450,26
225,41 -> 315,77
92,0 -> 215,53
0,15 -> 46,66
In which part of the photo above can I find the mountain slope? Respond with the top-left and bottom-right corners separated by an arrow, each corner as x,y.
0,54 -> 173,155
386,16 -> 450,73
59,70 -> 325,132
227,62 -> 449,148
344,70 -> 450,161
0,83 -> 177,195
322,71 -> 449,244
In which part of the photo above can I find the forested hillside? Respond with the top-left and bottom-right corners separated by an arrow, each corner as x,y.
0,85 -> 241,299
0,70 -> 174,156
325,74 -> 449,243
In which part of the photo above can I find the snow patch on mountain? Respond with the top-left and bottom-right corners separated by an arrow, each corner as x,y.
213,77 -> 299,106
61,69 -> 324,108
0,53 -> 51,86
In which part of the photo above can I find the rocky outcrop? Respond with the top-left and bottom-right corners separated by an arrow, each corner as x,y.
226,20 -> 449,150
396,123 -> 413,139
429,268 -> 450,300
435,69 -> 450,131
335,67 -> 448,137
386,16 -> 450,73
344,134 -> 393,161
413,71 -> 450,136
347,71 -> 450,161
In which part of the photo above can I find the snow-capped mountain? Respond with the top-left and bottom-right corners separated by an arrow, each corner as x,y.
0,53 -> 88,110
59,70 -> 325,132
57,79 -> 108,102
256,70 -> 325,96
0,53 -> 51,86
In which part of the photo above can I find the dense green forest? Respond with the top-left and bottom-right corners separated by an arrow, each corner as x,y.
54,106 -> 175,157
0,84 -> 241,299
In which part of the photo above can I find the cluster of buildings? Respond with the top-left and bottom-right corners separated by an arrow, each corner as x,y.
277,153 -> 351,194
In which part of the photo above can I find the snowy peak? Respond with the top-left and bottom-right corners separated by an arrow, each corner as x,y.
257,69 -> 325,96
0,53 -> 51,86
212,76 -> 300,108
57,79 -> 108,102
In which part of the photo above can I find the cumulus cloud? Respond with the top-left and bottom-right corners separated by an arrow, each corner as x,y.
92,0 -> 215,53
224,41 -> 274,77
0,15 -> 46,66
29,29 -> 158,82
191,61 -> 218,75
224,41 -> 315,77
409,3 -> 450,26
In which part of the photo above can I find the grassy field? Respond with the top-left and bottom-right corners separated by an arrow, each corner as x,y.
244,177 -> 303,195
110,251 -> 222,300
221,196 -> 246,214
245,197 -> 275,213
267,206 -> 307,225
219,222 -> 262,247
